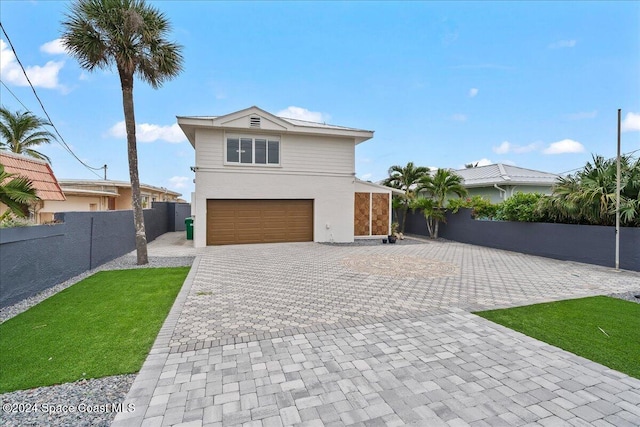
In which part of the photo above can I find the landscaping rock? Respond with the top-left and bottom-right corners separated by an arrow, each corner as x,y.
608,290 -> 640,304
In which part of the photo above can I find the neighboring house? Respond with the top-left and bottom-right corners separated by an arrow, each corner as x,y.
39,179 -> 182,222
178,106 -> 399,247
0,151 -> 66,223
454,164 -> 560,203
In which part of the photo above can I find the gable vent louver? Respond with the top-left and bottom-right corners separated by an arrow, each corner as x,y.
250,116 -> 261,128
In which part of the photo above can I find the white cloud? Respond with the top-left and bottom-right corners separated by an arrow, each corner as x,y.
276,106 -> 327,123
468,88 -> 478,98
492,140 -> 539,154
108,121 -> 186,143
451,113 -> 467,122
359,173 -> 373,181
493,141 -> 510,154
40,38 -> 67,55
548,39 -> 577,49
467,158 -> 493,167
543,139 -> 585,154
621,112 -> 640,132
565,111 -> 597,120
168,176 -> 190,189
1,39 -> 65,90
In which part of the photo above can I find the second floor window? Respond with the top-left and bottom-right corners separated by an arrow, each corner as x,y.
226,136 -> 280,165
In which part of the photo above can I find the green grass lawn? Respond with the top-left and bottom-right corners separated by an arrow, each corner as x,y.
0,267 -> 189,393
475,296 -> 640,379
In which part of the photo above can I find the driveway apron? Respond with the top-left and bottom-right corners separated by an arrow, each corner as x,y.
113,240 -> 640,427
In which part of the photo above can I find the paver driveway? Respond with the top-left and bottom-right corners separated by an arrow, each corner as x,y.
113,239 -> 640,427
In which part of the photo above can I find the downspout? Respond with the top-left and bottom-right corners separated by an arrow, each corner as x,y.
494,184 -> 507,200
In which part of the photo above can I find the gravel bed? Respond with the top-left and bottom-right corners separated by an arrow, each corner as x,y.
0,253 -> 194,426
608,290 -> 640,304
0,374 -> 136,427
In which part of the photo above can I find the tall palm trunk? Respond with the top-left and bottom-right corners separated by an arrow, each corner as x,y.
401,203 -> 408,233
120,68 -> 148,265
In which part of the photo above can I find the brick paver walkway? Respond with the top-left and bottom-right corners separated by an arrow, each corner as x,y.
113,239 -> 640,427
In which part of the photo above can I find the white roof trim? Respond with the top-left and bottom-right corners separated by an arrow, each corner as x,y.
57,179 -> 182,196
61,187 -> 120,197
355,178 -> 404,194
177,106 -> 374,147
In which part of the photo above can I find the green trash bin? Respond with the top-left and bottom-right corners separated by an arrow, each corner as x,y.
185,217 -> 194,240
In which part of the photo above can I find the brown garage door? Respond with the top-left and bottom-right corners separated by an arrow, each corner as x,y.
207,199 -> 313,245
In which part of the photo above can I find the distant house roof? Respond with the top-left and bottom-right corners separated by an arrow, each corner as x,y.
454,164 -> 560,188
0,151 -> 66,201
57,179 -> 182,197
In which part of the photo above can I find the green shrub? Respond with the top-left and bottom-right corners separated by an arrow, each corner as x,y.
0,216 -> 33,228
448,196 -> 498,220
495,192 -> 545,222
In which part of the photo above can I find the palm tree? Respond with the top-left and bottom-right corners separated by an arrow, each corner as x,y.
409,197 -> 445,239
416,168 -> 467,238
0,164 -> 39,222
0,107 -> 56,163
62,0 -> 183,265
383,162 -> 430,232
543,154 -> 640,226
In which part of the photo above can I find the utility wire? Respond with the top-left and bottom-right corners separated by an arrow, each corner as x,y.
0,79 -> 30,111
556,148 -> 640,175
0,22 -> 104,178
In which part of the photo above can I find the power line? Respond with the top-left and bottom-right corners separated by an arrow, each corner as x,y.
556,148 -> 640,175
0,22 -> 104,179
0,79 -> 30,111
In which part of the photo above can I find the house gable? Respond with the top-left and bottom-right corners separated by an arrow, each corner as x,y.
178,106 -> 373,148
214,106 -> 290,132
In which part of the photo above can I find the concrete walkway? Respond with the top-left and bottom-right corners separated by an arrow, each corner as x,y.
113,239 -> 640,427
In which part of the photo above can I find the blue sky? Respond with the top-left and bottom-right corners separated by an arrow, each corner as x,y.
1,1 -> 639,201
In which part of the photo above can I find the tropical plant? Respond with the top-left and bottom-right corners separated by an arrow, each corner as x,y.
391,196 -> 404,225
539,154 -> 640,226
448,195 -> 498,219
0,107 -> 56,163
62,0 -> 183,265
383,162 -> 430,232
495,192 -> 546,222
390,221 -> 399,236
410,197 -> 446,239
418,168 -> 467,208
415,168 -> 467,238
0,164 -> 39,223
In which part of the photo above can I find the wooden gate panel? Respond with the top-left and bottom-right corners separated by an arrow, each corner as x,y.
354,192 -> 370,236
371,193 -> 390,235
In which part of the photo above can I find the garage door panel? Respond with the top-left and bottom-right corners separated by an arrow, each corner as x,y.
207,199 -> 313,245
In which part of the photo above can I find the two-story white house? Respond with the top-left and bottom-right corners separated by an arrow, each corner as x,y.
178,106 -> 396,248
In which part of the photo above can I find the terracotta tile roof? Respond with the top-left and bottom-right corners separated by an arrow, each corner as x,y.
0,152 -> 66,201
